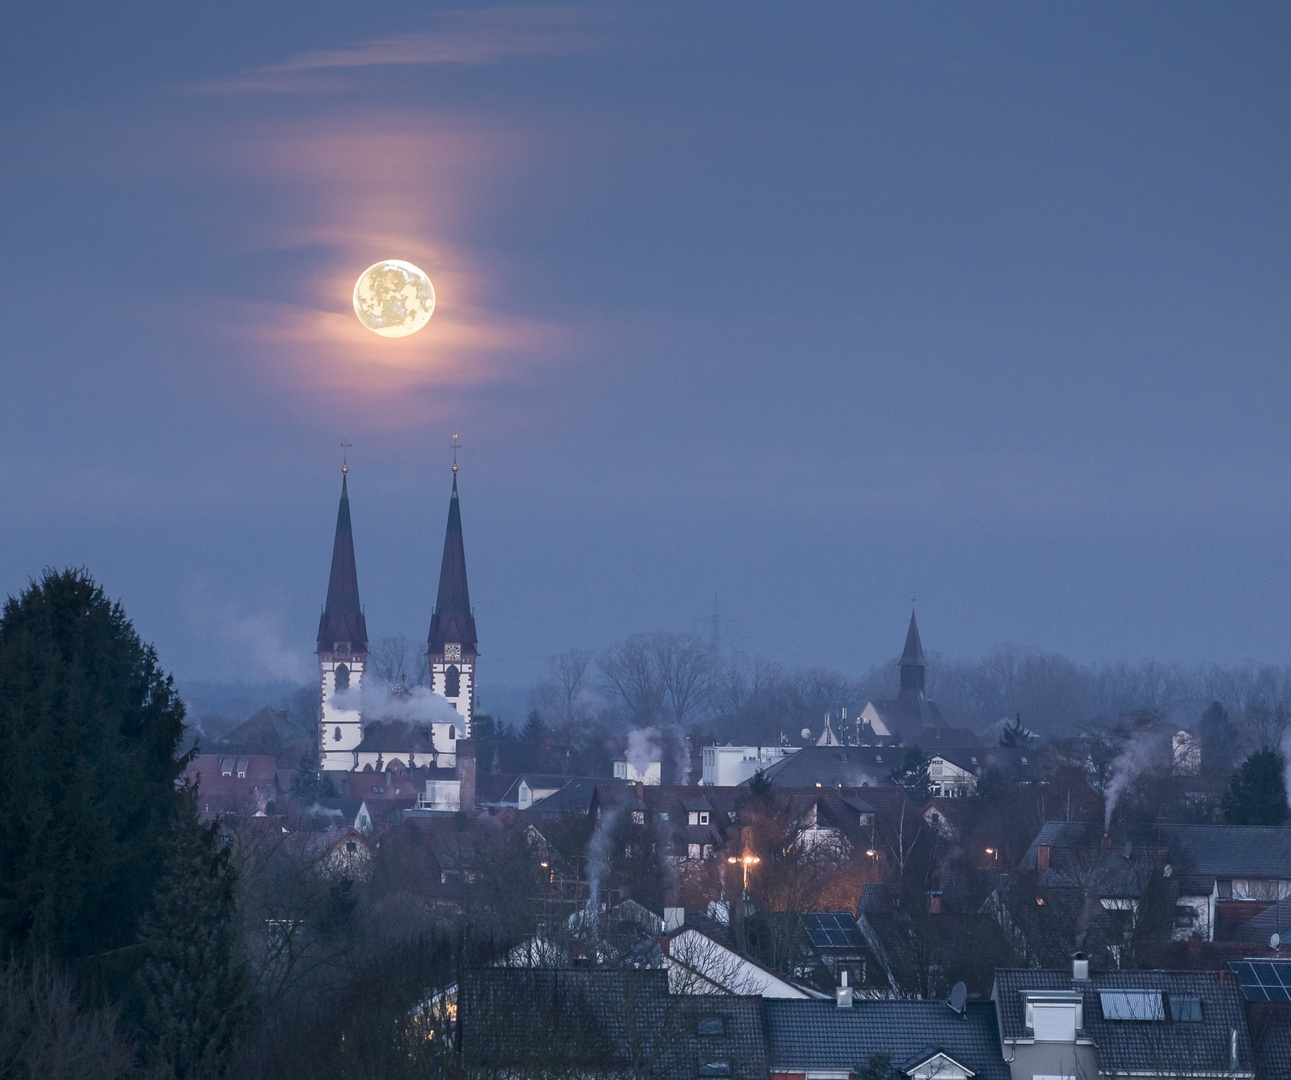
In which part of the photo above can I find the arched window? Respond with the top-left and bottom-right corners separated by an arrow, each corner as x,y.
335,664 -> 350,691
449,725 -> 456,743
444,665 -> 460,698
333,726 -> 342,742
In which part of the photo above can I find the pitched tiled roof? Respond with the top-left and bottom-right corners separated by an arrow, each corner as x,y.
754,746 -> 898,788
1148,824 -> 1291,878
459,968 -> 767,1080
864,697 -> 946,735
352,721 -> 438,755
1020,821 -> 1098,869
763,999 -> 1008,1080
215,706 -> 313,755
525,777 -> 604,814
1023,821 -> 1291,879
993,968 -> 1254,1075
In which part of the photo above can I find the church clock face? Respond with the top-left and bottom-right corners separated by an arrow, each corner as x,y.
444,643 -> 462,661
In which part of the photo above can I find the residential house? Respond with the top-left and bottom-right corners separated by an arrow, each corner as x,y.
456,967 -> 768,1080
764,994 -> 1010,1080
993,955 -> 1254,1080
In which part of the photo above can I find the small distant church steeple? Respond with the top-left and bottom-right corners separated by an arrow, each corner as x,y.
898,610 -> 926,698
428,440 -> 478,738
318,465 -> 368,769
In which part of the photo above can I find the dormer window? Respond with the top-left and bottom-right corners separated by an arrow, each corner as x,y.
1023,991 -> 1083,1041
699,811 -> 710,825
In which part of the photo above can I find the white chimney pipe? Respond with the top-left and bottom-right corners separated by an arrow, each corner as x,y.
1230,1028 -> 1238,1072
836,969 -> 853,1009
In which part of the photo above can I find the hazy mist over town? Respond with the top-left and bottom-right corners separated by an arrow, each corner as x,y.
4,4 -> 1291,1080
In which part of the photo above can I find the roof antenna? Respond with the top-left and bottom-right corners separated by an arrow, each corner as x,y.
340,441 -> 352,475
451,433 -> 462,474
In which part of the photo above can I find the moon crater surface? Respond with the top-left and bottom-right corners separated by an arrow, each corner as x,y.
353,259 -> 435,337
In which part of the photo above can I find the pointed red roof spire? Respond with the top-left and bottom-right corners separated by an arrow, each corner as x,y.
427,470 -> 478,655
317,468 -> 368,651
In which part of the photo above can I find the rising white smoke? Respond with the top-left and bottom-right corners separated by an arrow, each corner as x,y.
1103,729 -> 1173,831
585,806 -> 621,938
626,727 -> 662,776
334,675 -> 461,728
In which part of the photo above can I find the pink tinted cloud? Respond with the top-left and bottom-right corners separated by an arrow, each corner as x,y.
193,6 -> 612,95
209,115 -> 576,424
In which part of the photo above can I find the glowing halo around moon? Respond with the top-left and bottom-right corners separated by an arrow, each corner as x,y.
352,259 -> 436,337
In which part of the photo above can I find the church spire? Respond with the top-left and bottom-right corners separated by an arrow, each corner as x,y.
317,468 -> 368,651
427,470 -> 478,655
898,609 -> 925,696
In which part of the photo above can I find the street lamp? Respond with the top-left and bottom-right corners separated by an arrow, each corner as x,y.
985,847 -> 999,865
726,854 -> 761,898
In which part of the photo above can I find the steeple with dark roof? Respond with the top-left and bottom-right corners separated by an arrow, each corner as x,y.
427,473 -> 478,655
317,469 -> 368,652
898,610 -> 926,697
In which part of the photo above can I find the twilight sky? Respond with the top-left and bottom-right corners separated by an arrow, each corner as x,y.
3,2 -> 1290,702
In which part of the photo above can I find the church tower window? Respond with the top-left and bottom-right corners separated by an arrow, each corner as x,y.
335,664 -> 350,691
444,665 -> 461,698
333,726 -> 342,742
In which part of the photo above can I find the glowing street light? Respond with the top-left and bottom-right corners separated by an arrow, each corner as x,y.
726,853 -> 761,897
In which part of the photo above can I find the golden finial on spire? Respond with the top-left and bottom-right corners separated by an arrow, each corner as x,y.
451,433 -> 462,474
341,441 -> 352,475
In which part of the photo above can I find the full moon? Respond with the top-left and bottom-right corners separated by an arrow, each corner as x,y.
352,259 -> 436,337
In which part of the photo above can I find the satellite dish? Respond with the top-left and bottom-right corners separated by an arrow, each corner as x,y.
947,981 -> 968,1015
1272,933 -> 1281,951
801,727 -> 812,741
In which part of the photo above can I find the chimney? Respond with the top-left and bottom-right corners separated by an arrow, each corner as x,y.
835,969 -> 854,1009
1101,833 -> 1111,849
635,780 -> 644,799
1230,1028 -> 1238,1072
1037,844 -> 1050,870
1072,952 -> 1089,982
456,738 -> 476,812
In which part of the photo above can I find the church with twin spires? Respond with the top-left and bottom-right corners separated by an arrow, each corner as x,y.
315,459 -> 478,773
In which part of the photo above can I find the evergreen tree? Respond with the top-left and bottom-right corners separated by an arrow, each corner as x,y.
133,790 -> 246,1078
0,569 -> 187,961
521,709 -> 546,744
1222,748 -> 1289,826
889,745 -> 932,803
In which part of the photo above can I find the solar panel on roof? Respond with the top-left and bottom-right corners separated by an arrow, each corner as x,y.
1231,960 -> 1291,1002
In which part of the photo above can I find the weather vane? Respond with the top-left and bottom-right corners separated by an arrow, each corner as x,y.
341,441 -> 352,474
451,433 -> 462,474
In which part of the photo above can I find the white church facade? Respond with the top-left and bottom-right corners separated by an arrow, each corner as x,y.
316,461 -> 479,774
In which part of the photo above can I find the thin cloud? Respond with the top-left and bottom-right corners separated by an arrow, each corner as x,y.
193,6 -> 613,95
